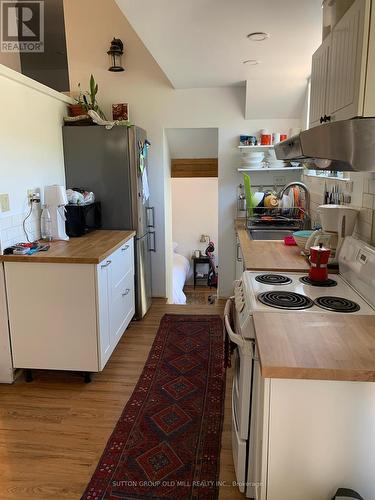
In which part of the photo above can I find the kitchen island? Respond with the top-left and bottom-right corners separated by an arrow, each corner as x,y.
0,230 -> 136,380
0,229 -> 135,264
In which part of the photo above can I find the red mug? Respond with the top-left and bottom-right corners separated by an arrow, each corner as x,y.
280,134 -> 287,141
261,134 -> 272,145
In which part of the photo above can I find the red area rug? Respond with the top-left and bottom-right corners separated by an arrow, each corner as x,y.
82,314 -> 226,500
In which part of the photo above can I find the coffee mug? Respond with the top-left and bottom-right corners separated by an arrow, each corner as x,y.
261,133 -> 272,145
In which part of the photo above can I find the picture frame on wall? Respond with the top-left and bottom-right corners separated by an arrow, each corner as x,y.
112,103 -> 129,121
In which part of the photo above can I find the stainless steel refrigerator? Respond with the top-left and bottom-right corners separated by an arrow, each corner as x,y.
62,125 -> 154,319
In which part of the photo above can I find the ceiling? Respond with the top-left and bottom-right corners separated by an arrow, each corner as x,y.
115,0 -> 322,89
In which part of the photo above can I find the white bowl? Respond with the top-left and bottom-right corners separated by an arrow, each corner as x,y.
241,152 -> 264,159
252,192 -> 265,206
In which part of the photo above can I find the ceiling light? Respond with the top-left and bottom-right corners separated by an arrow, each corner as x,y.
247,32 -> 270,42
242,59 -> 260,65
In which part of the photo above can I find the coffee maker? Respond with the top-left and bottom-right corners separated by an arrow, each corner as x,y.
305,204 -> 359,264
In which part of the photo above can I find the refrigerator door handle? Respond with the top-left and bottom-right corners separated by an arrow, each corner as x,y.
147,207 -> 155,228
149,231 -> 156,252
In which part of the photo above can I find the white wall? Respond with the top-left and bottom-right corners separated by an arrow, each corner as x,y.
0,65 -> 71,250
0,65 -> 71,383
63,0 -> 304,297
166,128 -> 218,158
171,177 -> 218,260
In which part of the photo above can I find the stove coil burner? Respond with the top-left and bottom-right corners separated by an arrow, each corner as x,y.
257,291 -> 314,310
299,276 -> 338,287
315,296 -> 360,313
255,274 -> 292,285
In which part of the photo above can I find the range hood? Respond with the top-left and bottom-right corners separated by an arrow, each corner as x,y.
274,117 -> 375,172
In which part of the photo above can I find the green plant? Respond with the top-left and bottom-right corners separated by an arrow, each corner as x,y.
73,83 -> 84,105
82,75 -> 106,119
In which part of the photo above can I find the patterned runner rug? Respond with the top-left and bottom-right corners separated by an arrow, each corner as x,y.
82,314 -> 226,500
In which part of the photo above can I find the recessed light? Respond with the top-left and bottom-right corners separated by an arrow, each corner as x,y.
247,32 -> 270,42
242,59 -> 261,65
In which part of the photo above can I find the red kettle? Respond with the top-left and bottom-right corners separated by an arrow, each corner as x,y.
309,243 -> 331,282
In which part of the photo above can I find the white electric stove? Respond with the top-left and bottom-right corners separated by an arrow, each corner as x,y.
233,236 -> 375,342
224,236 -> 375,498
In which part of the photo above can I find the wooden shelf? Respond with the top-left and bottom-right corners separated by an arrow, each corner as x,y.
238,166 -> 304,173
238,145 -> 274,149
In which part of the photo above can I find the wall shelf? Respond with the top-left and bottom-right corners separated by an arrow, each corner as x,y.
238,145 -> 274,149
238,167 -> 304,173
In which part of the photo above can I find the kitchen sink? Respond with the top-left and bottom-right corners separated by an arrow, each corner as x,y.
249,229 -> 295,240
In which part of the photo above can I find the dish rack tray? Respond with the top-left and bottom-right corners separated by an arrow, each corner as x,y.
246,206 -> 307,229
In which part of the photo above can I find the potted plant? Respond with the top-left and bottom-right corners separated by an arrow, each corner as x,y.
82,74 -> 107,120
68,84 -> 87,117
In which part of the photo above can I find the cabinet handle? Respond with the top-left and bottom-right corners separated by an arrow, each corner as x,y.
122,289 -> 130,296
147,206 -> 155,228
101,260 -> 112,268
236,243 -> 242,262
121,245 -> 129,251
149,231 -> 156,252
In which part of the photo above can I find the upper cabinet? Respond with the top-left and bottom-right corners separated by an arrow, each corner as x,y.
309,0 -> 372,128
310,37 -> 331,128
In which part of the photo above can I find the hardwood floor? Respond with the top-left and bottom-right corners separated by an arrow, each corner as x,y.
0,300 -> 243,500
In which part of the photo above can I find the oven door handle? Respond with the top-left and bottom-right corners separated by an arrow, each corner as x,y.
224,298 -> 245,348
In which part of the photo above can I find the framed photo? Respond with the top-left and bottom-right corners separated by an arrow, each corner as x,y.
112,103 -> 129,121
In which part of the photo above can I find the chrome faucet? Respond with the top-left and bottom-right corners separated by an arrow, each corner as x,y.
277,181 -> 311,228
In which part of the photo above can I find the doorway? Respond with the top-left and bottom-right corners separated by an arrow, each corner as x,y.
165,128 -> 219,305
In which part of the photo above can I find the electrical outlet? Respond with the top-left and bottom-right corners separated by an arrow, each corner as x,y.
0,193 -> 10,212
27,188 -> 40,204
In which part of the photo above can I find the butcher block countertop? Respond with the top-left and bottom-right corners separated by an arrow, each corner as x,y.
236,221 -> 310,272
0,230 -> 136,264
253,312 -> 375,382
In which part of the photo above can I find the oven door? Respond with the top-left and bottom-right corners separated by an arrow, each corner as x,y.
225,298 -> 253,440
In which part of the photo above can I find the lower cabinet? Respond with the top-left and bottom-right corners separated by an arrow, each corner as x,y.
97,240 -> 135,369
5,238 -> 135,373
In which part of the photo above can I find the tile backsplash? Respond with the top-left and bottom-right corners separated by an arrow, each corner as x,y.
303,173 -> 375,246
0,205 -> 41,251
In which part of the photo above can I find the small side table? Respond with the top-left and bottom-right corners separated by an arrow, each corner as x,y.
192,254 -> 210,289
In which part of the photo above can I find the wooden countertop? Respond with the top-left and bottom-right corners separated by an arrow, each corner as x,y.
0,230 -> 136,264
236,221 -> 310,272
253,312 -> 375,382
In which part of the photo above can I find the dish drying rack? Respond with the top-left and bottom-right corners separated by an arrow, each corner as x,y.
246,206 -> 308,230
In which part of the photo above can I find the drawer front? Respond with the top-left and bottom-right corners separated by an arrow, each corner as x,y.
110,270 -> 135,348
109,238 -> 134,289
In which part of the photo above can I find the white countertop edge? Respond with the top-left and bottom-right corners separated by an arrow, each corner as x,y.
0,63 -> 74,104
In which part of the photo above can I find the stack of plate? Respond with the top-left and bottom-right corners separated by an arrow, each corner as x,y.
240,151 -> 264,169
264,149 -> 286,168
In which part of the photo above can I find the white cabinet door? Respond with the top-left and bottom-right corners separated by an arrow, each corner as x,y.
327,0 -> 369,121
97,260 -> 111,370
97,237 -> 135,370
109,270 -> 134,348
309,36 -> 330,128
